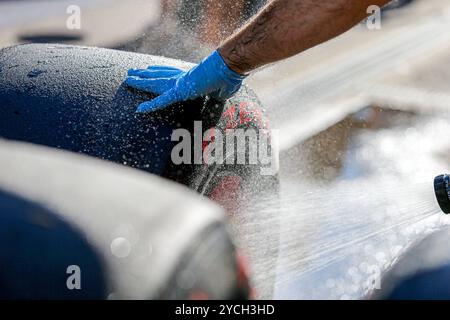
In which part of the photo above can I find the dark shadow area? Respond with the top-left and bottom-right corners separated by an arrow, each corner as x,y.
0,189 -> 107,299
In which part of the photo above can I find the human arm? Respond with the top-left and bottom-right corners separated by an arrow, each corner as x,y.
127,0 -> 391,112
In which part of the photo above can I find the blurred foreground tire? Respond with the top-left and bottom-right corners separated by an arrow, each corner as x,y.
0,140 -> 250,299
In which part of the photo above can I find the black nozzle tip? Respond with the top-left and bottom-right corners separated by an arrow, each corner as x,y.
434,174 -> 450,214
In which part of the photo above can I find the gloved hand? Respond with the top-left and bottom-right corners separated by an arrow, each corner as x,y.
126,50 -> 247,113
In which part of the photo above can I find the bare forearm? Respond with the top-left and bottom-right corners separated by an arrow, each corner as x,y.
219,0 -> 391,74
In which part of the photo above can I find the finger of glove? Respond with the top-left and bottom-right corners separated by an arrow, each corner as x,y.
127,68 -> 182,78
146,65 -> 183,71
136,89 -> 179,113
126,76 -> 174,94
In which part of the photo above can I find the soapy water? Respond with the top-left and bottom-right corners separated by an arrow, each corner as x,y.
233,112 -> 450,299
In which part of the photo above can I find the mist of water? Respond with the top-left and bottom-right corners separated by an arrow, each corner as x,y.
233,177 -> 448,299
232,115 -> 450,299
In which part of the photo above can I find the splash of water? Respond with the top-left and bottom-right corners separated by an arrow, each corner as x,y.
234,178 -> 448,299
233,115 -> 450,299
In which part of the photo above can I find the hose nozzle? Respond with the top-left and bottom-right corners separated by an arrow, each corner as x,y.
434,174 -> 450,214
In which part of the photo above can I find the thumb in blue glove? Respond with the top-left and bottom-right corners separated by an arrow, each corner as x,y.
126,50 -> 247,113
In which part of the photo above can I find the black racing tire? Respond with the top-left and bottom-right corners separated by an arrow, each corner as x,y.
0,44 -> 280,298
0,44 -> 278,212
0,139 -> 249,299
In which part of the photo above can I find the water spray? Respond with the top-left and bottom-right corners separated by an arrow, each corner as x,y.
434,174 -> 450,214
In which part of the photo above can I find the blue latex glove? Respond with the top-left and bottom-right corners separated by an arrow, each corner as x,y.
126,50 -> 247,113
